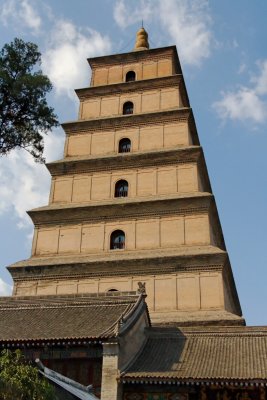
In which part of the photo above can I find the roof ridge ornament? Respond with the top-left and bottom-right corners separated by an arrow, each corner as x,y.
134,26 -> 149,51
137,282 -> 146,295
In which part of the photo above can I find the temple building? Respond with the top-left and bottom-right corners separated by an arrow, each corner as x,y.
0,28 -> 267,399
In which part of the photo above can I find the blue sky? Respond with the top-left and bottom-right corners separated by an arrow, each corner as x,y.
0,0 -> 266,326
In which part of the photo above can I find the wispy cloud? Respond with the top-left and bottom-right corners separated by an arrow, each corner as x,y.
252,60 -> 267,96
158,0 -> 212,66
113,0 -> 213,66
213,60 -> 267,125
1,1 -> 113,98
0,278 -> 12,296
238,63 -> 246,74
114,0 -> 153,29
0,128 -> 64,227
0,0 -> 42,33
42,20 -> 112,98
0,5 -> 113,231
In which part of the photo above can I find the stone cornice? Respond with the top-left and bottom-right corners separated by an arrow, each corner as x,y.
76,74 -> 178,97
88,46 -> 181,73
75,75 -> 190,107
46,146 -> 203,176
28,193 -> 213,227
8,248 -> 227,281
62,108 -> 199,146
62,108 -> 193,133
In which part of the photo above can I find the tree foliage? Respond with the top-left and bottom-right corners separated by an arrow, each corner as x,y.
0,349 -> 56,400
0,38 -> 59,162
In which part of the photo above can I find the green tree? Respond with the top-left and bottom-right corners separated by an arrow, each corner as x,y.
0,349 -> 56,400
0,38 -> 59,162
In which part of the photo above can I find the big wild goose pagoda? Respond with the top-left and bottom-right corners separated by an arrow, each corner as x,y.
1,28 -> 267,400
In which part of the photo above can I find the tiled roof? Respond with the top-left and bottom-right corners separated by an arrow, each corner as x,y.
122,327 -> 267,381
0,293 -> 145,342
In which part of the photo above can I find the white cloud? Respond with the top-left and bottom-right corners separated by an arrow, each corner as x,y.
0,0 -> 41,32
42,20 -> 112,98
213,60 -> 267,125
252,60 -> 267,95
113,0 -> 212,66
213,88 -> 267,124
158,0 -> 212,66
114,0 -> 153,29
0,128 -> 64,227
21,0 -> 41,31
0,278 -> 12,296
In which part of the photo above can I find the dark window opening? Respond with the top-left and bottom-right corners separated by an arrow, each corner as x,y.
110,230 -> 125,250
119,138 -> 131,153
115,180 -> 128,198
108,289 -> 119,292
126,71 -> 136,82
123,101 -> 133,115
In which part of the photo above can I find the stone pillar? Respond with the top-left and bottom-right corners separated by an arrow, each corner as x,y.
101,342 -> 122,400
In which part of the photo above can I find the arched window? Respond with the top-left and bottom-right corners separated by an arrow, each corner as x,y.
115,180 -> 128,197
126,71 -> 136,82
119,138 -> 131,153
123,101 -> 133,115
110,230 -> 125,250
108,289 -> 119,292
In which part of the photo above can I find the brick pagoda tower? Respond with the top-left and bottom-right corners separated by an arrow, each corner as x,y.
2,28 -> 267,400
8,27 -> 243,327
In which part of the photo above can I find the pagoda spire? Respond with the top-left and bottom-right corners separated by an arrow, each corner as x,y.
134,26 -> 149,51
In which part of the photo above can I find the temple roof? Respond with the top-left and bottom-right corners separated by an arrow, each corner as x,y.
121,326 -> 267,382
0,292 -> 149,343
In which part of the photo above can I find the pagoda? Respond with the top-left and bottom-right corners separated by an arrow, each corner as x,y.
8,27 -> 242,326
1,28 -> 267,400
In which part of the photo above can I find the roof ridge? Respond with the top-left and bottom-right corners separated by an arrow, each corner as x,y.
99,296 -> 145,338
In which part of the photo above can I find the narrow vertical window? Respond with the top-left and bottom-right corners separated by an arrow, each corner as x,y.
118,138 -> 131,153
123,101 -> 134,115
126,71 -> 136,82
110,230 -> 125,250
115,180 -> 128,197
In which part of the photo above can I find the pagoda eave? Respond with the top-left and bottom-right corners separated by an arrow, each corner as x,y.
46,146 -> 206,177
28,193 -> 215,226
61,108 -> 198,144
88,45 -> 181,73
75,74 -> 189,106
8,246 -> 227,280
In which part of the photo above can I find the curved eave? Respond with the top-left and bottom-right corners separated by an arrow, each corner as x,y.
0,337 -> 103,347
120,377 -> 267,386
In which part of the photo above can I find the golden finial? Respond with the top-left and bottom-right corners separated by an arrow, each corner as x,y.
134,25 -> 149,51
